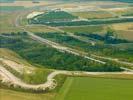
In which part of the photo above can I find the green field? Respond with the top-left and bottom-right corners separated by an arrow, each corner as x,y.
61,23 -> 133,41
30,17 -> 133,26
0,89 -> 56,100
60,25 -> 105,33
30,11 -> 78,23
0,6 -> 25,11
0,1 -> 133,100
56,77 -> 133,100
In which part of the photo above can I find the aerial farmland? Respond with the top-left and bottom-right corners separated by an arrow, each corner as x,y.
0,0 -> 133,100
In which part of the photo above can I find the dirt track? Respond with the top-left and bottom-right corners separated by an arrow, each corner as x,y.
27,30 -> 106,64
1,64 -> 133,91
1,4 -> 133,91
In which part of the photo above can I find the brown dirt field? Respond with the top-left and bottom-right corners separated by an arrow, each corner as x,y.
0,12 -> 22,33
24,25 -> 58,33
116,30 -> 133,41
72,11 -> 114,19
112,23 -> 133,31
101,23 -> 133,41
111,23 -> 133,41
0,1 -> 52,8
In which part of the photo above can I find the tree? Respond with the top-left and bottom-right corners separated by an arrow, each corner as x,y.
105,27 -> 118,43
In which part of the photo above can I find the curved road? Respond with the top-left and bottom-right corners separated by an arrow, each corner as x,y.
1,5 -> 132,91
1,65 -> 133,91
26,30 -> 106,64
14,4 -> 133,67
